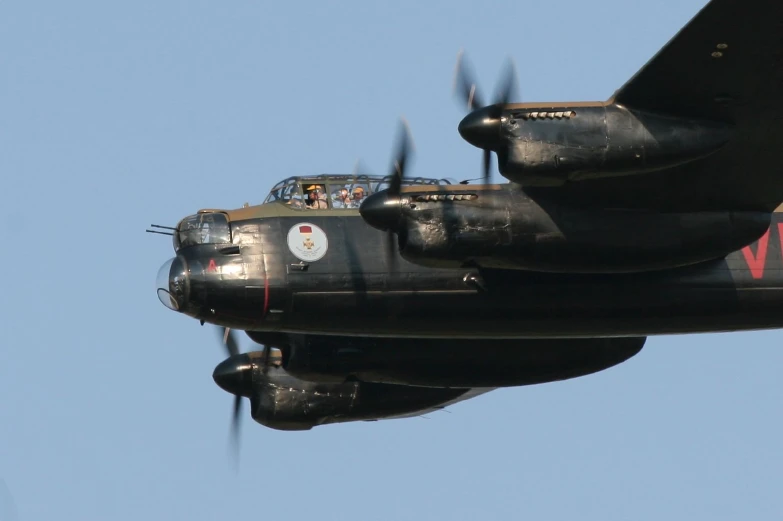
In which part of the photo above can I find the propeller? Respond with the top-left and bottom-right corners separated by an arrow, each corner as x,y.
386,117 -> 414,198
384,118 -> 415,270
217,327 -> 243,466
355,118 -> 415,270
214,327 -> 274,469
221,326 -> 240,358
453,50 -> 518,183
349,116 -> 413,198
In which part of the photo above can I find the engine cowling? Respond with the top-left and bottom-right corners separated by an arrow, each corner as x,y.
237,356 -> 470,431
460,104 -> 734,186
362,186 -> 770,273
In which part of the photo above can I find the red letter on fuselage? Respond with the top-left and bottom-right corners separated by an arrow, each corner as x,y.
741,229 -> 771,279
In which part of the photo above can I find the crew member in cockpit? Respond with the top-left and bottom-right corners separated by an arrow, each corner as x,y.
306,185 -> 328,209
350,186 -> 365,208
335,187 -> 351,208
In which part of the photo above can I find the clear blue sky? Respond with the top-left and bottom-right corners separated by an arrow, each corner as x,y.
2,1 -> 783,520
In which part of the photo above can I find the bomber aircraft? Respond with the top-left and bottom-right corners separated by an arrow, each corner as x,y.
152,0 -> 783,438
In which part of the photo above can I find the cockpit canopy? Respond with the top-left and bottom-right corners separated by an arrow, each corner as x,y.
264,174 -> 453,210
173,211 -> 231,251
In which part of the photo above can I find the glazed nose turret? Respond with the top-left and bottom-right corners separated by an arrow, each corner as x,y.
156,256 -> 189,312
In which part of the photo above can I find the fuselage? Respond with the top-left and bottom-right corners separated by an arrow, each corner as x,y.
157,180 -> 783,339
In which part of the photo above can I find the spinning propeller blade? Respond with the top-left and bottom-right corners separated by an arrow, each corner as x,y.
230,394 -> 242,465
384,118 -> 415,269
453,49 -> 485,111
387,117 -> 414,197
453,50 -> 518,183
214,327 -> 275,468
217,327 -> 244,467
356,118 -> 415,270
212,328 -> 272,465
220,326 -> 240,358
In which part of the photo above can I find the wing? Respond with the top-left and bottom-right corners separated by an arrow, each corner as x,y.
541,0 -> 783,212
612,0 -> 783,121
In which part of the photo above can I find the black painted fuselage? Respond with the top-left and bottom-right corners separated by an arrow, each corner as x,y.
162,196 -> 783,339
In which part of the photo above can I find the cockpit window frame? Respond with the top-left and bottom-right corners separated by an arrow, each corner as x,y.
264,174 -> 453,211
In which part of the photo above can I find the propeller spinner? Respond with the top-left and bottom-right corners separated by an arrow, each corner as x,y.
453,50 -> 519,183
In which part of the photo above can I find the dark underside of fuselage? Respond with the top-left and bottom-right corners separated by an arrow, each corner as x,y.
172,211 -> 783,339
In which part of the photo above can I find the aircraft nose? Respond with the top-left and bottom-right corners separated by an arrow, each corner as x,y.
359,189 -> 403,232
156,256 -> 189,311
213,354 -> 254,397
458,106 -> 501,150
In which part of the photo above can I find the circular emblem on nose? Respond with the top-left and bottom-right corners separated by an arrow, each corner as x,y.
287,222 -> 329,262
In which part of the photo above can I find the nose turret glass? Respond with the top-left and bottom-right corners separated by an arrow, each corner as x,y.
156,257 -> 189,311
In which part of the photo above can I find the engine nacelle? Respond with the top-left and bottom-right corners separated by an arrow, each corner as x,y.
247,364 -> 468,431
282,335 -> 645,388
495,105 -> 734,186
391,188 -> 770,273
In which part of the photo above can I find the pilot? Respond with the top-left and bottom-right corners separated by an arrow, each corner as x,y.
350,186 -> 365,208
306,185 -> 328,209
